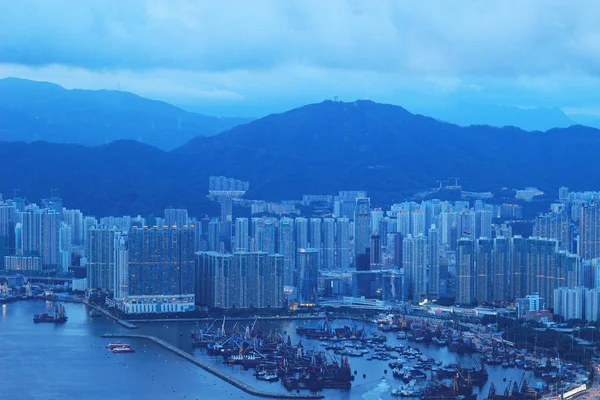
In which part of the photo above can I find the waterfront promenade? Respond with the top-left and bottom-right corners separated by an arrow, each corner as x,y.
101,333 -> 324,399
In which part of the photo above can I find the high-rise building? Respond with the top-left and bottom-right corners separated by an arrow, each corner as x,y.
295,217 -> 309,250
196,252 -> 284,309
63,209 -> 84,246
59,223 -> 72,272
164,208 -> 189,228
393,233 -> 403,268
403,234 -> 428,302
322,218 -> 336,270
370,234 -> 382,270
492,237 -> 510,302
0,201 -> 16,268
336,218 -> 350,269
113,233 -> 128,301
122,227 -> 195,313
427,225 -> 439,299
554,287 -> 585,320
457,238 -> 475,305
475,238 -> 493,303
86,228 -> 116,292
354,197 -> 371,257
234,218 -> 249,252
207,218 -> 220,251
580,202 -> 600,260
309,218 -> 321,249
411,210 -> 425,237
524,237 -> 558,306
534,211 -> 571,251
278,217 -> 295,286
396,210 -> 410,237
476,209 -> 493,239
511,236 -> 527,299
297,248 -> 320,305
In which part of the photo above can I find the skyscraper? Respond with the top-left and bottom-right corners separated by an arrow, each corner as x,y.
197,252 -> 284,309
476,209 -> 493,239
0,201 -> 16,268
475,237 -> 493,303
297,248 -> 320,305
322,218 -> 336,270
492,236 -> 510,302
427,225 -> 439,299
113,232 -> 128,301
87,228 -> 116,291
336,218 -> 350,269
124,227 -> 195,313
295,217 -> 309,250
309,218 -> 322,249
369,233 -> 382,270
457,238 -> 475,305
63,209 -> 84,246
403,234 -> 428,302
234,218 -> 249,252
354,197 -> 371,257
580,202 -> 600,260
278,217 -> 295,286
207,218 -> 220,251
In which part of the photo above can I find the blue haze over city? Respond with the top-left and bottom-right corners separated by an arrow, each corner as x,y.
1,2 -> 600,400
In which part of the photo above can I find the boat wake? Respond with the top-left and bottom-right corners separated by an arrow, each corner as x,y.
361,379 -> 390,400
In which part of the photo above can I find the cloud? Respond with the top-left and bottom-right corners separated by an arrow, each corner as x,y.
0,1 -> 599,115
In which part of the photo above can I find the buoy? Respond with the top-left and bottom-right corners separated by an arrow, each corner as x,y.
363,374 -> 366,378
384,369 -> 387,374
354,370 -> 357,375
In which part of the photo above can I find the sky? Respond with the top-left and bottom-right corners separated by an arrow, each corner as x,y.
1,0 -> 599,118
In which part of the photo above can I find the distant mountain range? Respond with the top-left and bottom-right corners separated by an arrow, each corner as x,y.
0,78 -> 251,150
424,104 -> 578,132
0,99 -> 598,217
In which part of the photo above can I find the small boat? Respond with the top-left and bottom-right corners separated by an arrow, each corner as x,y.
396,332 -> 407,340
89,309 -> 102,317
257,373 -> 279,382
112,346 -> 135,353
106,342 -> 131,349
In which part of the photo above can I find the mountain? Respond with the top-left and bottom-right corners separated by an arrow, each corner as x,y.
0,100 -> 599,217
568,114 -> 600,129
0,78 -> 251,150
422,104 -> 576,131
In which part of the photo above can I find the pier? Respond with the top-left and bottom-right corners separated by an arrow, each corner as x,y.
83,300 -> 138,329
101,333 -> 324,399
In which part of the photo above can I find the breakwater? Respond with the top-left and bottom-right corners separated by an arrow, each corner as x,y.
84,300 -> 138,329
101,333 -> 324,399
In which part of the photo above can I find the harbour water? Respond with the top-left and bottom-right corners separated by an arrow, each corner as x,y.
0,301 -> 536,400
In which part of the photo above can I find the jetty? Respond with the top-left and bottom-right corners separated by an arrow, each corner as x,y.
101,333 -> 324,399
84,300 -> 138,329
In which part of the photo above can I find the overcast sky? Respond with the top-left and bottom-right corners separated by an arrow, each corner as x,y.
1,0 -> 599,117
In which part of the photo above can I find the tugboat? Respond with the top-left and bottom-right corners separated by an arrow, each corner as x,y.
33,303 -> 68,323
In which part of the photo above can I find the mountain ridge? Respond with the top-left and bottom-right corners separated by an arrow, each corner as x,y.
0,77 -> 252,150
0,99 -> 598,217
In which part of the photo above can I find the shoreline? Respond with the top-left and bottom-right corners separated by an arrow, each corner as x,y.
101,333 -> 324,399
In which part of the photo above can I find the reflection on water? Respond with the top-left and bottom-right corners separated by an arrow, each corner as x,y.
0,301 -> 535,400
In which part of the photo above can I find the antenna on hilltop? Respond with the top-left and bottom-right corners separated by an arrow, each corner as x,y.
333,96 -> 338,102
